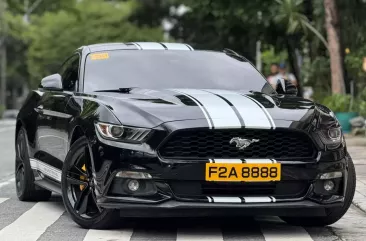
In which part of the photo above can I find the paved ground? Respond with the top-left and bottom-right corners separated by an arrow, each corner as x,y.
0,119 -> 366,241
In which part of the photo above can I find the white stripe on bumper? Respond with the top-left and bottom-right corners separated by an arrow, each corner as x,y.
212,159 -> 243,163
211,197 -> 242,203
207,196 -> 276,203
243,196 -> 273,203
244,159 -> 277,163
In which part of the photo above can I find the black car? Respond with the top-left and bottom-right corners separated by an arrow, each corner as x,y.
15,42 -> 355,229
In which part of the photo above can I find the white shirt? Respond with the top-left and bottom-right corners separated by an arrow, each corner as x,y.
267,73 -> 297,88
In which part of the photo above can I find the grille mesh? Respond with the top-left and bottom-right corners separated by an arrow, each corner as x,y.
159,129 -> 315,160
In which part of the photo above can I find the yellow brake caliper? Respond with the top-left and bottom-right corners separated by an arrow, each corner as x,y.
80,164 -> 86,191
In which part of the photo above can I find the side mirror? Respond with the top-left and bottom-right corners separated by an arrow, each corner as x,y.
39,74 -> 63,91
276,78 -> 298,96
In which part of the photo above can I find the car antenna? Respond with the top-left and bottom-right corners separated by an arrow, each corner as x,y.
223,48 -> 249,62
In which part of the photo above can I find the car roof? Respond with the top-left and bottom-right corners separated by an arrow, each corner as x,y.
80,42 -> 195,53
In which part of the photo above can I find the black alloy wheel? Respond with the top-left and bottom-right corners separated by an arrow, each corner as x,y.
15,127 -> 52,201
61,137 -> 118,229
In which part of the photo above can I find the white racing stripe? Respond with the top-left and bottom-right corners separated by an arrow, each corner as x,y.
0,202 -> 64,241
243,197 -> 273,203
133,42 -> 165,50
260,222 -> 314,241
211,197 -> 242,203
204,89 -> 272,129
83,229 -> 133,241
174,89 -> 241,128
29,158 -> 62,182
161,42 -> 193,50
172,89 -> 213,129
212,159 -> 242,163
245,94 -> 276,129
244,159 -> 277,163
177,228 -> 224,241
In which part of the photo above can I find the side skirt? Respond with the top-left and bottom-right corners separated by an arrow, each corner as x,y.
29,158 -> 62,194
34,178 -> 62,194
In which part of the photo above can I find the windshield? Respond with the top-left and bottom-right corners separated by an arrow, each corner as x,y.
84,50 -> 274,94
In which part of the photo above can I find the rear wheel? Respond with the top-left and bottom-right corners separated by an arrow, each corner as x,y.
281,154 -> 356,226
61,137 -> 119,229
15,127 -> 52,201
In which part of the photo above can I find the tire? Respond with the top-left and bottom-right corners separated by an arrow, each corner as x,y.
61,136 -> 119,229
15,127 -> 52,201
281,153 -> 356,227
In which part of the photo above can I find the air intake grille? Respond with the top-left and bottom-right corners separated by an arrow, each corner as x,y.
159,129 -> 315,160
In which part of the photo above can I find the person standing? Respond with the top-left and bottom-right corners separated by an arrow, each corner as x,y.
277,63 -> 298,87
267,63 -> 280,89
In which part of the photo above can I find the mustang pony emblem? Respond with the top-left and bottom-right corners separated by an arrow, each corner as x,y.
229,137 -> 259,150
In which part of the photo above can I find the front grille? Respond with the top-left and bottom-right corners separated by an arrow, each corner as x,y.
159,129 -> 315,160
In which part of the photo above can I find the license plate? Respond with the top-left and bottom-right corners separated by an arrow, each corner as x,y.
205,163 -> 281,182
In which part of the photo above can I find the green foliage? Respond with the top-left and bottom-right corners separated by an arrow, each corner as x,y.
261,46 -> 288,76
356,88 -> 366,117
322,94 -> 356,113
321,93 -> 366,116
274,0 -> 327,48
5,13 -> 29,89
0,105 -> 4,118
25,0 -> 163,88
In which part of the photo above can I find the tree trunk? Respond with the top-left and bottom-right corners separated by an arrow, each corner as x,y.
286,38 -> 303,97
324,0 -> 345,94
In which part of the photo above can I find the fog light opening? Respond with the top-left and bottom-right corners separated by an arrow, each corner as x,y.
319,171 -> 343,180
324,180 -> 335,191
127,179 -> 140,192
116,171 -> 152,179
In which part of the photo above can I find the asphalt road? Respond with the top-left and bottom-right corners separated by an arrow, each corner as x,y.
0,124 -> 366,241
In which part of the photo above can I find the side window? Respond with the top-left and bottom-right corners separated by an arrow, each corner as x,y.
59,55 -> 80,92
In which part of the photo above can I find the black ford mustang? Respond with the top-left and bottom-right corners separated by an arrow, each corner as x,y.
15,42 -> 355,229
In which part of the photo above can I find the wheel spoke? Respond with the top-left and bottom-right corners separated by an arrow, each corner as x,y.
83,146 -> 92,177
17,138 -> 25,162
90,189 -> 102,213
72,165 -> 88,177
66,176 -> 88,187
74,188 -> 90,214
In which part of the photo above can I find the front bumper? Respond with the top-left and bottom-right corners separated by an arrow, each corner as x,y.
101,199 -> 342,218
90,133 -> 348,217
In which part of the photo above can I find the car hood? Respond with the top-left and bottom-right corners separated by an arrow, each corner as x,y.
83,88 -> 317,129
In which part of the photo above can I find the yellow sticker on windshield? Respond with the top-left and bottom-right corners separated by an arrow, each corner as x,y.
90,53 -> 109,60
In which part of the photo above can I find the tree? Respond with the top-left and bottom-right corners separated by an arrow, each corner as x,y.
273,0 -> 328,96
25,0 -> 164,88
324,0 -> 345,94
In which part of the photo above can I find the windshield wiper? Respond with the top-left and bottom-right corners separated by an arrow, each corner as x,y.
94,87 -> 137,93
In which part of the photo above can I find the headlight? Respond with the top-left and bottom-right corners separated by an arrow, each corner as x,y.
95,122 -> 151,143
318,127 -> 342,150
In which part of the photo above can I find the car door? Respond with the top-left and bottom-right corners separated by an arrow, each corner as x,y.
35,54 -> 80,173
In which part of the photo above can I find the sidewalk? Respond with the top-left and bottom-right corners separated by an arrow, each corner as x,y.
347,135 -> 366,213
